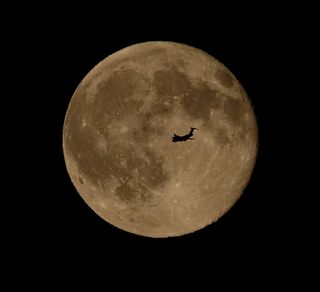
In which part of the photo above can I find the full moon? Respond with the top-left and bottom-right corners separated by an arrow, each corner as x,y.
63,41 -> 258,238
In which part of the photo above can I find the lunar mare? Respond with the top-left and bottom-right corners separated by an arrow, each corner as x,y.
63,41 -> 258,237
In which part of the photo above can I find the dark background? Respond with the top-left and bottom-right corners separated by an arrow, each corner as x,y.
5,4 -> 314,286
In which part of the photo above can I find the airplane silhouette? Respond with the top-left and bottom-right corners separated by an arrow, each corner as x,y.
172,127 -> 199,142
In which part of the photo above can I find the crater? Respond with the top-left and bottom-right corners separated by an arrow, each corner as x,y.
215,68 -> 234,88
140,191 -> 154,203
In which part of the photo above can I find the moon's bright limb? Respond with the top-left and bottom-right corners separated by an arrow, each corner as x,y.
63,41 -> 258,238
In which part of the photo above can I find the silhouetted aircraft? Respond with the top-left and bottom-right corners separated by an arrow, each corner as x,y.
172,127 -> 199,142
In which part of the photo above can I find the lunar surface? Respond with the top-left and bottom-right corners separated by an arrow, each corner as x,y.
63,41 -> 258,238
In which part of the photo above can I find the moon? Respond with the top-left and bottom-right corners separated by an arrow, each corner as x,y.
63,41 -> 258,238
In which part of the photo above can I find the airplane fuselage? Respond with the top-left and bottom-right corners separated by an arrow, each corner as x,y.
172,127 -> 198,142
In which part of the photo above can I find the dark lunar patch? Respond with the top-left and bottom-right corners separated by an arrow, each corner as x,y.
222,97 -> 251,141
153,67 -> 191,96
79,177 -> 84,184
180,82 -> 222,124
140,192 -> 154,203
94,69 -> 146,120
115,183 -> 136,201
214,128 -> 230,145
215,68 -> 234,88
223,97 -> 245,126
150,88 -> 181,119
151,98 -> 171,115
129,217 -> 142,224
